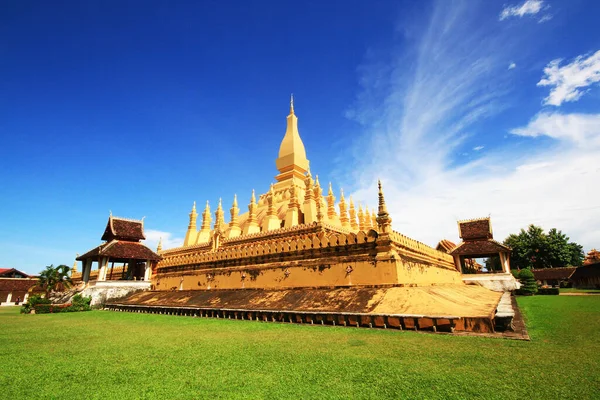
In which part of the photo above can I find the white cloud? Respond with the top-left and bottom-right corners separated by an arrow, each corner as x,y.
473,146 -> 484,151
538,50 -> 600,106
538,14 -> 553,23
499,0 -> 544,21
344,2 -> 600,252
508,62 -> 517,70
511,112 -> 600,146
143,229 -> 184,251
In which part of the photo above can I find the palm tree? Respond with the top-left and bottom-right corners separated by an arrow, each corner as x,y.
38,264 -> 72,297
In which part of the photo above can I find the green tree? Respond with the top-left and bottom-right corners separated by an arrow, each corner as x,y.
504,225 -> 584,269
38,264 -> 72,297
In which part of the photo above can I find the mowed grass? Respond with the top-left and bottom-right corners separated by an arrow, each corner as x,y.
1,296 -> 599,400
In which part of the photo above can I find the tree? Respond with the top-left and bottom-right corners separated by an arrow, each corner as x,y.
38,264 -> 72,297
504,225 -> 584,270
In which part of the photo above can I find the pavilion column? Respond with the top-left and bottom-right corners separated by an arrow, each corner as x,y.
499,252 -> 510,274
453,255 -> 462,273
6,292 -> 12,303
82,259 -> 93,283
98,257 -> 108,281
143,261 -> 152,282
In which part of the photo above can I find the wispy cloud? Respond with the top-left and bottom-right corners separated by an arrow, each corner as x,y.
345,1 -> 600,251
538,50 -> 600,106
143,229 -> 183,251
508,62 -> 517,70
499,0 -> 545,21
473,145 -> 484,151
511,112 -> 600,146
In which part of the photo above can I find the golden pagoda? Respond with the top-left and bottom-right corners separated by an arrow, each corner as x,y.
111,97 -> 510,334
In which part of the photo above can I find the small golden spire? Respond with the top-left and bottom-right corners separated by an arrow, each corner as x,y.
339,189 -> 349,228
233,194 -> 238,208
358,203 -> 365,231
365,208 -> 372,229
215,198 -> 225,231
247,189 -> 258,225
157,237 -> 163,252
326,182 -> 337,221
192,201 -> 196,213
376,179 -> 392,233
200,201 -> 212,231
290,93 -> 295,115
349,196 -> 358,230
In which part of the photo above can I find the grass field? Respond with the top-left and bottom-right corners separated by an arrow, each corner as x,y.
1,296 -> 599,399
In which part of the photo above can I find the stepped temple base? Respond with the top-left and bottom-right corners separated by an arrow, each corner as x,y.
106,284 -> 503,333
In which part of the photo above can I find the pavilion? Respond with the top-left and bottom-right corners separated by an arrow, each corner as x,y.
76,215 -> 161,284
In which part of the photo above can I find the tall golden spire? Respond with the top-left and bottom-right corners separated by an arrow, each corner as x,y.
157,237 -> 163,252
376,180 -> 392,233
72,255 -> 78,276
214,198 -> 226,232
348,196 -> 358,231
303,170 -> 318,224
338,189 -> 350,228
184,201 -> 199,246
243,189 -> 260,235
358,204 -> 365,231
326,182 -> 338,222
365,208 -> 372,229
201,201 -> 211,231
371,208 -> 377,228
275,96 -> 309,183
227,195 -> 241,238
197,201 -> 212,243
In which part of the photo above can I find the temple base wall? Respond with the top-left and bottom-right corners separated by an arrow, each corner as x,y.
154,256 -> 461,291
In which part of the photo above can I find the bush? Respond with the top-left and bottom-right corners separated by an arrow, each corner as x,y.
538,287 -> 560,295
67,294 -> 92,312
517,268 -> 538,296
20,294 -> 51,314
21,293 -> 92,314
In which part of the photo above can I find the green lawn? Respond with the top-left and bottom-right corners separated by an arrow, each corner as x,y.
1,296 -> 599,400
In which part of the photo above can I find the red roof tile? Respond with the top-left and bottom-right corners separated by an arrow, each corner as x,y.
531,267 -> 576,281
458,218 -> 493,240
101,216 -> 145,242
78,240 -> 161,261
450,239 -> 510,256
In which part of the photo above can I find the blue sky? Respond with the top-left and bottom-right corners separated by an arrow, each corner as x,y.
1,0 -> 599,275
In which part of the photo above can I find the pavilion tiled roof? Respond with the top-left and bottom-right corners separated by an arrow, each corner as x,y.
531,267 -> 576,281
458,217 -> 493,240
0,278 -> 39,293
570,263 -> 600,280
0,268 -> 30,278
436,239 -> 457,253
78,240 -> 161,261
101,216 -> 146,242
450,239 -> 510,256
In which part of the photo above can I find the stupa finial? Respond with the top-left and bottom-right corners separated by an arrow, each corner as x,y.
290,93 -> 294,115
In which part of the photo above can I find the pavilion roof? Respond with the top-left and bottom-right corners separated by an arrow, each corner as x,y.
531,267 -> 576,281
101,216 -> 146,242
0,278 -> 39,293
436,239 -> 457,253
0,268 -> 31,278
458,217 -> 493,240
570,263 -> 600,280
450,239 -> 510,257
78,240 -> 161,262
